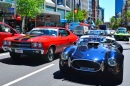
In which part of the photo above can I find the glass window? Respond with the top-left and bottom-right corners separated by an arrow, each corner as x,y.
59,29 -> 69,36
0,25 -> 11,33
29,29 -> 58,36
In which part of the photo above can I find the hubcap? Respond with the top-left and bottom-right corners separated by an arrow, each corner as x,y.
48,48 -> 53,61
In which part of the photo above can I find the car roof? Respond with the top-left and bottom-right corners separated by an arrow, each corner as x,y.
80,35 -> 115,40
34,26 -> 65,29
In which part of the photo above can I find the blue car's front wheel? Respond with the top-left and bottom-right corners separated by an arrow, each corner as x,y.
59,58 -> 70,74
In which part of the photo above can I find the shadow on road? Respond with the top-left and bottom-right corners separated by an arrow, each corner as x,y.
0,54 -> 59,67
53,70 -> 120,86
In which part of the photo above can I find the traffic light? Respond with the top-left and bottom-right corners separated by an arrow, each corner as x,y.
74,9 -> 78,13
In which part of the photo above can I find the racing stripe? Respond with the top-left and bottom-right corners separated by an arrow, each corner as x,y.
20,35 -> 39,41
14,35 -> 39,41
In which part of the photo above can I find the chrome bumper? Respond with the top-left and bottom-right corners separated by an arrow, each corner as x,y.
2,46 -> 44,55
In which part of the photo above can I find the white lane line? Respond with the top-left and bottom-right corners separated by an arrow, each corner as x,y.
2,64 -> 55,86
0,52 -> 9,56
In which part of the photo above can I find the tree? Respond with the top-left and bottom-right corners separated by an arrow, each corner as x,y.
110,16 -> 116,29
126,11 -> 130,21
117,18 -> 123,26
95,18 -> 103,28
66,8 -> 88,22
17,0 -> 45,32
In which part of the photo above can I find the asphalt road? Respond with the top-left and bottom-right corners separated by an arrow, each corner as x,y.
0,41 -> 129,86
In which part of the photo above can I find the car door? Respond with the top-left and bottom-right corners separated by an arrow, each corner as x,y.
59,29 -> 70,49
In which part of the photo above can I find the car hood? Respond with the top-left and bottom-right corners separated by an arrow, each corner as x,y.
114,33 -> 130,35
7,35 -> 56,42
72,46 -> 108,61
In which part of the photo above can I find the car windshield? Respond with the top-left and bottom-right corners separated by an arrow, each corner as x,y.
77,37 -> 112,46
118,28 -> 126,31
117,30 -> 127,34
74,26 -> 84,30
87,30 -> 104,35
29,28 -> 58,36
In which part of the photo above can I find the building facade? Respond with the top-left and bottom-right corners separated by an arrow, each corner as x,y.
1,0 -> 73,24
98,6 -> 104,22
115,0 -> 123,16
91,0 -> 99,22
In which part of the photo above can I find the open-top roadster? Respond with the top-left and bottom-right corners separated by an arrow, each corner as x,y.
59,35 -> 124,84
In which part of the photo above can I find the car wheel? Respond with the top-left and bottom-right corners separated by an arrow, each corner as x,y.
44,47 -> 54,62
114,63 -> 123,85
59,58 -> 69,74
10,52 -> 21,60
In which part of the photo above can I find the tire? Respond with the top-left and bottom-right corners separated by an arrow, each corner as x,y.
10,52 -> 21,60
43,47 -> 54,62
114,63 -> 123,85
59,58 -> 69,74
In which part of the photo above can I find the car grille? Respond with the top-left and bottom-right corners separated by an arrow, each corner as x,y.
71,60 -> 101,72
11,42 -> 32,48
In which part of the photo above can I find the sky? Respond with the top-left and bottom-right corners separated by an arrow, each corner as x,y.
99,0 -> 115,22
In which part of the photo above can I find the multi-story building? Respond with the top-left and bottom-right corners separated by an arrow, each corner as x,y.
0,0 -> 13,22
87,0 -> 92,18
80,0 -> 92,18
0,0 -> 73,24
98,6 -> 104,23
115,0 -> 124,16
92,0 -> 99,22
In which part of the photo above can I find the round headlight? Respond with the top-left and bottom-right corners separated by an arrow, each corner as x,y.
38,43 -> 42,48
108,58 -> 117,66
7,41 -> 11,45
32,43 -> 37,47
3,41 -> 7,45
61,53 -> 69,60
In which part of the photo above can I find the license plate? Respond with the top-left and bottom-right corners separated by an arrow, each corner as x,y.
80,67 -> 94,71
15,49 -> 23,53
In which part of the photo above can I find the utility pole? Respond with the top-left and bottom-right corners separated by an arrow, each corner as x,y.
125,0 -> 128,27
14,0 -> 17,29
73,0 -> 75,22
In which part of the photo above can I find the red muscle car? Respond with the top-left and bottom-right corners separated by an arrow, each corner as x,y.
0,22 -> 21,50
2,26 -> 79,62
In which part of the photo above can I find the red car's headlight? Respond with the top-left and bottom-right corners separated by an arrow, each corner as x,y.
32,42 -> 42,48
3,41 -> 11,46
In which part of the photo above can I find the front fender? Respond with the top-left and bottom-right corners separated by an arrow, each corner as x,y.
107,50 -> 124,74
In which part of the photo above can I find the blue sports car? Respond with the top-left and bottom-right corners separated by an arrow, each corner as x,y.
59,35 -> 124,84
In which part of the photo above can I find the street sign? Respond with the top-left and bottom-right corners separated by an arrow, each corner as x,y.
8,8 -> 14,14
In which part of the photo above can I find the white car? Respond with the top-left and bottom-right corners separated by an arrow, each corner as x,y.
74,26 -> 89,36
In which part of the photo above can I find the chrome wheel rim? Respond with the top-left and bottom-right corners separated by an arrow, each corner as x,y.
48,48 -> 54,61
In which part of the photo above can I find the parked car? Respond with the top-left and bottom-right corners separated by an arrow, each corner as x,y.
73,25 -> 89,36
2,26 -> 78,62
86,30 -> 105,35
0,22 -> 21,50
59,35 -> 124,84
114,30 -> 130,41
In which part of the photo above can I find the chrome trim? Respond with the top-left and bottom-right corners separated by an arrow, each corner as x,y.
71,59 -> 101,72
2,46 -> 44,54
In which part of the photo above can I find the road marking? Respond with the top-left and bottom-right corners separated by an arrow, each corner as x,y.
0,52 -> 9,56
2,64 -> 55,86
